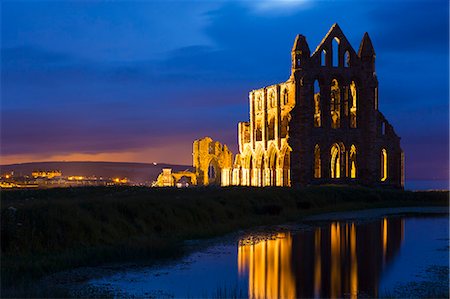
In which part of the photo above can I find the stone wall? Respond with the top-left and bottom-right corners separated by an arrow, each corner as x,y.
232,23 -> 403,188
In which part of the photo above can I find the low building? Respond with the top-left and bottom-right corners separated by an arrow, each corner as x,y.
31,170 -> 62,179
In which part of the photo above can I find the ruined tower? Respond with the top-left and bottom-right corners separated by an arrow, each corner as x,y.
229,24 -> 404,188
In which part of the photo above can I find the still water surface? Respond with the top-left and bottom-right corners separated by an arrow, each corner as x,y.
88,212 -> 448,298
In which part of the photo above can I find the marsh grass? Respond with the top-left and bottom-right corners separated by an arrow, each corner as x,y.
1,185 -> 448,296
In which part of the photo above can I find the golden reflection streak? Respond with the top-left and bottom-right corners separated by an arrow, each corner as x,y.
382,217 -> 388,265
238,246 -> 243,275
350,223 -> 358,299
249,244 -> 254,296
314,228 -> 322,298
238,233 -> 295,299
330,222 -> 341,298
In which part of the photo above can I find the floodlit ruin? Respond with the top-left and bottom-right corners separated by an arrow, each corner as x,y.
155,137 -> 232,187
157,24 -> 404,188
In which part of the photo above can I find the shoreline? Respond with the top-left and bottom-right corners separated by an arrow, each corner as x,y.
302,205 -> 448,221
43,205 -> 449,297
1,186 -> 448,296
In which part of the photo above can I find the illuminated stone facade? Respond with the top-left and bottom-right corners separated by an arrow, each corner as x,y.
155,137 -> 232,187
193,137 -> 233,186
228,24 -> 404,188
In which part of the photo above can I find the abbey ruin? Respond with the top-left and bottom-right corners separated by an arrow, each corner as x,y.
155,137 -> 232,187
157,24 -> 404,189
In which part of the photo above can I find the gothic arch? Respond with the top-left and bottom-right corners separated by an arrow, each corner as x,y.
254,146 -> 264,186
280,115 -> 289,138
321,49 -> 327,66
282,88 -> 289,105
349,81 -> 357,128
330,142 -> 345,179
268,116 -> 275,140
344,50 -> 350,67
243,147 -> 253,186
332,37 -> 340,67
381,148 -> 388,182
173,172 -> 197,186
280,145 -> 292,186
207,157 -> 220,185
266,145 -> 280,186
349,144 -> 357,178
268,91 -> 276,108
313,80 -> 321,127
330,79 -> 341,129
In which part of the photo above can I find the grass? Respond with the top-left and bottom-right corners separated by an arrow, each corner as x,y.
1,185 -> 448,296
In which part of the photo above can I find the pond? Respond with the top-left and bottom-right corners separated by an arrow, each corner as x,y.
83,208 -> 449,298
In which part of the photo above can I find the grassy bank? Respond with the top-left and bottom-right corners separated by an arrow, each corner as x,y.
1,185 -> 448,294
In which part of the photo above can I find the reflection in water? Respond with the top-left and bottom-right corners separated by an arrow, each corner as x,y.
314,228 -> 321,298
238,233 -> 296,299
238,218 -> 404,298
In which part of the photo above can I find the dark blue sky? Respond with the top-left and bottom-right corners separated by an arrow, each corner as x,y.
1,0 -> 448,180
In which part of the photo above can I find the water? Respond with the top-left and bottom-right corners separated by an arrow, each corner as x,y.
405,179 -> 449,191
87,212 -> 449,298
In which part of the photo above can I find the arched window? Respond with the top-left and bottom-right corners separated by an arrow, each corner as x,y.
282,150 -> 291,186
268,118 -> 275,140
314,80 -> 321,127
283,89 -> 289,105
332,38 -> 340,67
208,163 -> 215,179
330,79 -> 341,128
208,159 -> 218,185
350,145 -> 357,178
344,50 -> 350,67
280,116 -> 288,138
269,92 -> 276,108
350,81 -> 357,128
381,148 -> 388,181
321,49 -> 327,66
314,144 -> 321,178
330,143 -> 341,179
255,121 -> 262,141
256,96 -> 262,111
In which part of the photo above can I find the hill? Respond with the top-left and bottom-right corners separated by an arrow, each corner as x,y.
0,161 -> 193,183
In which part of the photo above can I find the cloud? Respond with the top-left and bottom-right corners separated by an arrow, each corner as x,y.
1,1 -> 448,180
245,0 -> 313,14
1,1 -> 216,61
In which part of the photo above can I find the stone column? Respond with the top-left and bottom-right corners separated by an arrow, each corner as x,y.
276,85 -> 281,149
262,88 -> 267,151
250,92 -> 255,150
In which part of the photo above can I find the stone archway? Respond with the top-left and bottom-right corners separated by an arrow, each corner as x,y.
331,143 -> 340,178
280,147 -> 291,186
330,143 -> 345,179
172,171 -> 198,186
267,147 -> 279,186
206,158 -> 220,185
